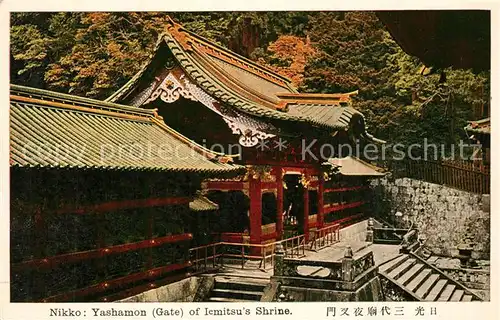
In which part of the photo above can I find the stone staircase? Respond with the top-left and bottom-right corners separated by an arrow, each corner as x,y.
379,253 -> 483,301
206,276 -> 269,302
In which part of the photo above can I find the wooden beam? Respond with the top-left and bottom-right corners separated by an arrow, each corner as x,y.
204,181 -> 246,191
218,232 -> 246,243
275,167 -> 284,240
261,232 -> 278,242
261,181 -> 277,190
99,272 -> 190,302
56,197 -> 191,215
324,213 -> 365,228
41,262 -> 191,302
12,233 -> 193,272
324,186 -> 368,193
323,201 -> 366,215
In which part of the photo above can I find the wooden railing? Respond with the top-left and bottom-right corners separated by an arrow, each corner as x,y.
274,246 -> 377,291
188,235 -> 306,272
11,233 -> 193,302
389,158 -> 490,194
12,233 -> 193,272
309,223 -> 341,251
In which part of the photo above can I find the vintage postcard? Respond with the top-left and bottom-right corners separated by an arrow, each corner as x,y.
0,1 -> 497,319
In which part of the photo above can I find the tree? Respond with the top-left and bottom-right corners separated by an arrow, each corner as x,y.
10,12 -> 490,151
256,35 -> 317,87
11,12 -> 309,98
300,11 -> 489,151
302,12 -> 402,141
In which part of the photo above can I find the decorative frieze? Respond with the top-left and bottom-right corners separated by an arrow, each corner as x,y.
138,70 -> 276,148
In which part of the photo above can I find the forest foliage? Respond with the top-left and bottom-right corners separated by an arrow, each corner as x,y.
10,12 -> 490,149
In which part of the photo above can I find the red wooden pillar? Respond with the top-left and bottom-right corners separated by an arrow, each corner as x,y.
249,176 -> 262,247
275,167 -> 284,240
303,175 -> 310,242
318,173 -> 325,229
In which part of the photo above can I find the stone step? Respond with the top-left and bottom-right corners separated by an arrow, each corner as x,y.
379,254 -> 409,274
397,263 -> 425,286
388,258 -> 416,280
450,289 -> 464,302
425,279 -> 448,301
377,253 -> 484,302
462,294 -> 473,302
352,242 -> 374,257
438,284 -> 456,301
212,288 -> 263,301
214,278 -> 268,292
415,274 -> 440,299
407,268 -> 431,292
426,256 -> 438,263
208,297 -> 254,302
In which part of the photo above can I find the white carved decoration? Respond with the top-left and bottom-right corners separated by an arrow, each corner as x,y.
142,71 -> 276,148
224,119 -> 275,147
181,74 -> 225,117
144,73 -> 197,105
180,74 -> 276,147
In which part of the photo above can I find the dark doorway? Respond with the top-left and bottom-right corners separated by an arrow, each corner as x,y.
283,174 -> 304,238
261,192 -> 277,225
206,190 -> 249,234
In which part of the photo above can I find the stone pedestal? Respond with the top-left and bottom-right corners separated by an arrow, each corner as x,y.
274,243 -> 285,277
341,246 -> 354,282
366,218 -> 374,242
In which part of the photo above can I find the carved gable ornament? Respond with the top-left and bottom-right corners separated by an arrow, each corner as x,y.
138,70 -> 276,147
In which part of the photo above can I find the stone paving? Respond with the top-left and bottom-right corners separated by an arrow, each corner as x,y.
218,240 -> 402,279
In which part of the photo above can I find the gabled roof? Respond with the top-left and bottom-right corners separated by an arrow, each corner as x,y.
10,85 -> 243,175
465,117 -> 490,135
106,17 -> 382,140
324,156 -> 386,177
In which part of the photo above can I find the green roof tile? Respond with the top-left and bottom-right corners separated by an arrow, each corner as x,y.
10,86 -> 243,175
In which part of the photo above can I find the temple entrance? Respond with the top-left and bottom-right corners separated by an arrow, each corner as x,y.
283,174 -> 305,238
206,191 -> 250,234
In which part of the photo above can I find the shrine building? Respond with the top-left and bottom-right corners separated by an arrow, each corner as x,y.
107,17 -> 386,248
9,84 -> 243,301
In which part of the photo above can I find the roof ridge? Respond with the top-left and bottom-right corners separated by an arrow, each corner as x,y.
165,16 -> 295,89
163,33 -> 311,124
11,84 -> 155,118
349,156 -> 387,172
190,47 -> 279,108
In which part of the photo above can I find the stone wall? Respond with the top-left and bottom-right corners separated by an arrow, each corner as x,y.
278,276 -> 384,301
371,177 -> 490,259
339,219 -> 368,242
120,276 -> 214,302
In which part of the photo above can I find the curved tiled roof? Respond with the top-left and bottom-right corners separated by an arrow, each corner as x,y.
465,117 -> 490,135
324,156 -> 386,177
106,17 -> 384,141
10,85 -> 243,175
189,195 -> 219,211
287,104 -> 362,129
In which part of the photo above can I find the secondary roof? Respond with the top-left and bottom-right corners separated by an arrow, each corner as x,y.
10,84 -> 243,175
